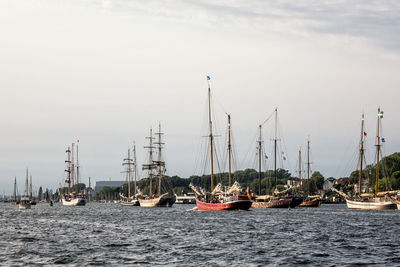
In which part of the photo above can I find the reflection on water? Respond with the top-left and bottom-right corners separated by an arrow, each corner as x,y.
1,203 -> 399,266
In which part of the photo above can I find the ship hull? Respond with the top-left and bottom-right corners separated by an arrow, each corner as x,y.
252,197 -> 302,209
19,202 -> 31,209
62,197 -> 87,206
120,199 -> 140,206
139,195 -> 176,207
196,199 -> 252,211
346,199 -> 396,210
300,198 -> 321,208
397,203 -> 400,210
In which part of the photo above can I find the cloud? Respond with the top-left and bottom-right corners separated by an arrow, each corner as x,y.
89,0 -> 400,50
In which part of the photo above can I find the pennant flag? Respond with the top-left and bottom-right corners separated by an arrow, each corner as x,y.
264,154 -> 268,159
382,138 -> 385,143
283,156 -> 287,160
364,132 -> 367,137
207,75 -> 211,81
378,110 -> 384,118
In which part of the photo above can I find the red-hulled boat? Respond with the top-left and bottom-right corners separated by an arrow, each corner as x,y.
190,79 -> 252,211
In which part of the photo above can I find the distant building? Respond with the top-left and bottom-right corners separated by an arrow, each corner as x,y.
95,181 -> 126,194
323,178 -> 336,191
286,180 -> 301,188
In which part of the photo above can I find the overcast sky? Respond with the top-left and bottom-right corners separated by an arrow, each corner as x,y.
1,0 -> 400,194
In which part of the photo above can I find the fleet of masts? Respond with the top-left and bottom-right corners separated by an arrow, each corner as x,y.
6,79 -> 400,211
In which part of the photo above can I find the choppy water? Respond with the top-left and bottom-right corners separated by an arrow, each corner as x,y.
1,203 -> 399,266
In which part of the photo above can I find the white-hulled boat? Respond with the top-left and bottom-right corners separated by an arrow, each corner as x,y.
344,109 -> 396,210
346,198 -> 396,210
139,124 -> 176,208
19,169 -> 31,210
120,143 -> 141,206
61,196 -> 86,206
61,142 -> 87,206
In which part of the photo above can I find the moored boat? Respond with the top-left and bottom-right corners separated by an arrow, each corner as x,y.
300,196 -> 321,207
346,198 -> 396,210
19,169 -> 31,210
120,143 -> 141,206
139,124 -> 176,208
190,78 -> 252,211
61,142 -> 87,206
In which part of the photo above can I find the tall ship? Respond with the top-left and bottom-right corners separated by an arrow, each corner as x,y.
120,143 -> 141,206
139,124 -> 176,207
252,109 -> 302,209
19,168 -> 31,209
61,142 -> 87,206
190,77 -> 252,211
340,110 -> 396,210
299,138 -> 321,207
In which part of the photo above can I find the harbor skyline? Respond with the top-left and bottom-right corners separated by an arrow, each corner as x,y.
1,1 -> 400,193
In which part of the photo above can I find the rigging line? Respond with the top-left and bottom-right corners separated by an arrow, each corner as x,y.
260,110 -> 275,126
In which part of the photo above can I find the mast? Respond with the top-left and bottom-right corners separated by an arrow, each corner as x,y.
133,142 -> 137,195
274,108 -> 278,189
14,177 -> 17,202
227,114 -> 232,187
71,143 -> 75,194
298,147 -> 302,180
375,108 -> 382,194
143,128 -> 155,197
208,85 -> 214,192
307,138 -> 310,195
29,174 -> 33,200
76,141 -> 80,195
127,149 -> 131,199
258,125 -> 262,195
25,168 -> 29,196
359,114 -> 365,196
155,123 -> 165,196
65,146 -> 72,196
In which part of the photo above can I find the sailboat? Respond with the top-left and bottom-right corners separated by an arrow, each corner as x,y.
61,142 -> 87,206
344,110 -> 396,210
190,79 -> 252,211
120,143 -> 141,206
139,124 -> 176,207
300,138 -> 321,207
252,109 -> 303,208
19,168 -> 31,209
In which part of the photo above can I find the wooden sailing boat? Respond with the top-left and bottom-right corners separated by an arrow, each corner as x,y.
190,79 -> 252,211
139,124 -> 176,207
19,168 -> 31,209
300,138 -> 321,207
252,109 -> 302,208
61,142 -> 87,206
345,110 -> 396,210
120,143 -> 140,206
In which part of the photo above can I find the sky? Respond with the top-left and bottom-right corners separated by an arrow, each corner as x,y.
1,0 -> 400,194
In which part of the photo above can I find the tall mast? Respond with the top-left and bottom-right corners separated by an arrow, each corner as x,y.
127,149 -> 131,198
133,142 -> 137,195
274,108 -> 278,188
155,123 -> 165,196
25,168 -> 29,196
143,128 -> 155,197
258,125 -> 262,195
76,141 -> 80,195
208,85 -> 214,192
359,114 -> 365,196
14,177 -> 17,202
227,114 -> 232,187
71,143 -> 75,194
65,146 -> 72,195
307,138 -> 310,195
298,147 -> 302,180
29,174 -> 32,199
375,108 -> 382,194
